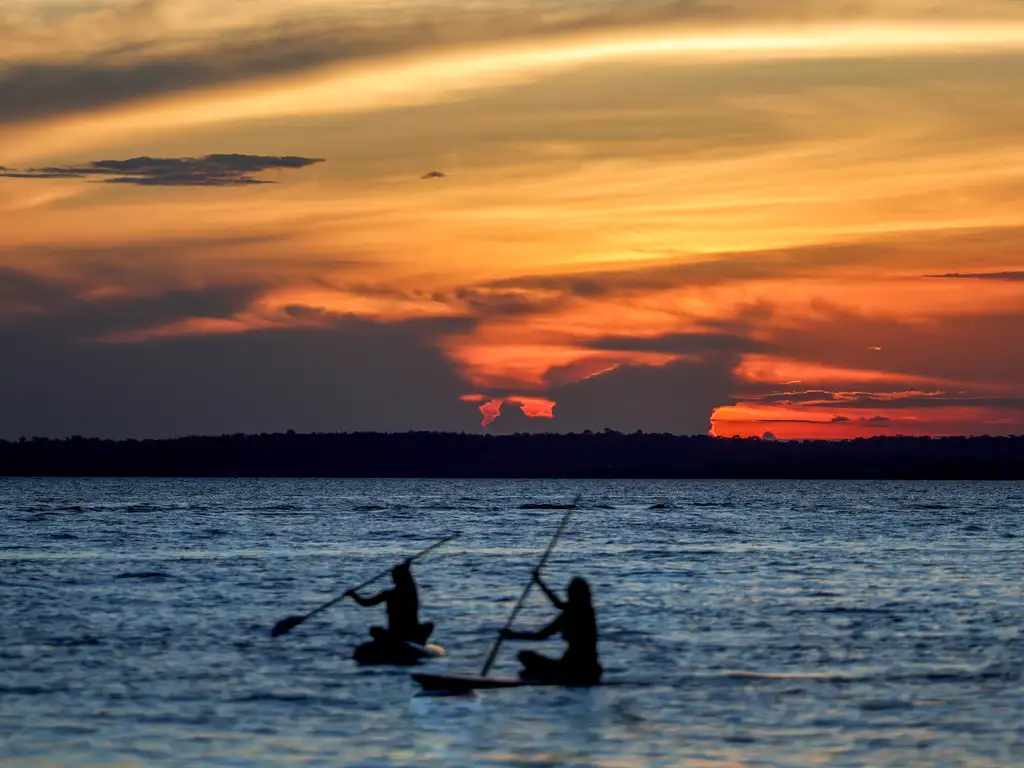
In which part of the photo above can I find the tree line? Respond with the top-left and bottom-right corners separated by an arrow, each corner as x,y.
1,431 -> 1022,479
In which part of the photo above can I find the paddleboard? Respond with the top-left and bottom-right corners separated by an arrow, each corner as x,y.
409,642 -> 447,658
354,641 -> 447,666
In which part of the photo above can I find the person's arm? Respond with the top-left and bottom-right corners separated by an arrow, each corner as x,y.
347,588 -> 389,608
533,570 -> 566,610
501,616 -> 562,641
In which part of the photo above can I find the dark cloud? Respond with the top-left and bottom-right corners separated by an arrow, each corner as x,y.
567,281 -> 608,298
839,394 -> 1024,411
0,154 -> 324,186
756,419 -> 830,424
742,387 -> 1024,412
0,266 -> 71,310
755,390 -> 840,404
752,414 -> 886,428
0,233 -> 309,273
0,15 -> 399,123
477,323 -> 774,434
0,267 -> 481,438
421,171 -> 446,179
486,401 -> 555,435
0,0 -> 858,125
926,271 -> 1024,281
279,303 -> 477,337
0,265 -> 266,340
546,355 -> 740,434
0,323 -> 483,439
450,287 -> 563,319
479,332 -> 749,434
0,264 -> 756,437
0,170 -> 83,179
431,278 -> 624,322
0,235 -> 351,313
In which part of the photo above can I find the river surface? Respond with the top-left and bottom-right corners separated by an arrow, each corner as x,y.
1,478 -> 1022,767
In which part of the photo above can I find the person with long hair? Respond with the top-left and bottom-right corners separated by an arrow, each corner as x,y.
500,571 -> 603,685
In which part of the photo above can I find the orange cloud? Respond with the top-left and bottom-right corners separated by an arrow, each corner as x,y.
477,396 -> 556,427
479,399 -> 502,427
712,403 -> 1024,439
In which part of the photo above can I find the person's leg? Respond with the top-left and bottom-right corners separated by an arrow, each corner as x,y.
412,622 -> 435,645
369,625 -> 388,642
562,660 -> 603,686
517,650 -> 561,681
352,640 -> 377,663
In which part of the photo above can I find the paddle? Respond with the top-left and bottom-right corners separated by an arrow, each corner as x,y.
479,497 -> 578,676
270,532 -> 459,638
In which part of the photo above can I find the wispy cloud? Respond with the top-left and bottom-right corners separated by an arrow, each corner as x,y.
926,271 -> 1024,280
0,154 -> 324,186
5,0 -> 805,125
9,9 -> 1024,162
756,414 -> 893,426
479,228 -> 1024,304
742,388 -> 1024,411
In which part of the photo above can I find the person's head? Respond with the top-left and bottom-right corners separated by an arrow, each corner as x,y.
392,561 -> 412,586
567,576 -> 592,606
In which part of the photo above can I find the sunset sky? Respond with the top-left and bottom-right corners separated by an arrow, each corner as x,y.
2,0 -> 1024,439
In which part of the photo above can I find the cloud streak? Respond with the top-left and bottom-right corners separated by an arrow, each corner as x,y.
9,17 -> 1024,162
926,271 -> 1024,281
756,391 -> 1024,411
0,154 -> 324,186
473,228 -> 1024,311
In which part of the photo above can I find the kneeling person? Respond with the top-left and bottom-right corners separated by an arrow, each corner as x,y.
347,560 -> 434,661
500,572 -> 602,686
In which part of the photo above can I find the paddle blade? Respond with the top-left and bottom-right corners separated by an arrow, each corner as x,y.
271,615 -> 305,637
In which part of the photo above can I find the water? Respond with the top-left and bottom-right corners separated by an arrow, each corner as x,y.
1,478 -> 1021,767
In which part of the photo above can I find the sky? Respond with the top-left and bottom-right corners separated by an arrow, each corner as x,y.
2,0 -> 1024,439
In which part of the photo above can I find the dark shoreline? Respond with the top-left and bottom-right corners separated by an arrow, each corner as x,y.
2,432 -> 1022,479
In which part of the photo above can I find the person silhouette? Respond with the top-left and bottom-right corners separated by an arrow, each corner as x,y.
347,559 -> 434,649
500,571 -> 603,685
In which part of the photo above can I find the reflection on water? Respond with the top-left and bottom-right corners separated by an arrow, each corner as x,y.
1,478 -> 1022,767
